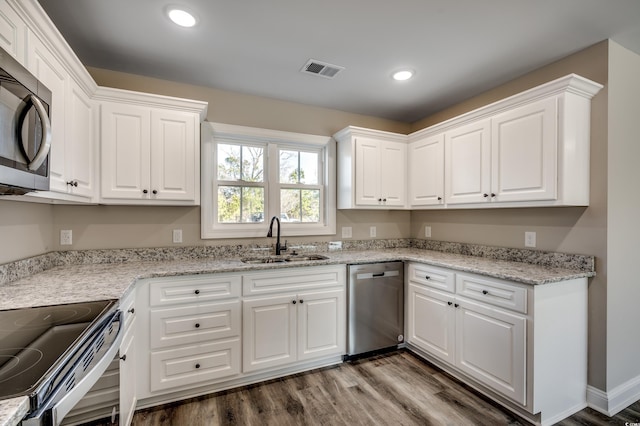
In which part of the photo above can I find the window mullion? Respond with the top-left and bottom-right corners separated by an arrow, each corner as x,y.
266,143 -> 279,221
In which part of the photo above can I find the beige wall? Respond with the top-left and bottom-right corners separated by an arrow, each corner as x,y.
606,41 -> 640,391
411,41 -> 610,389
0,199 -> 54,263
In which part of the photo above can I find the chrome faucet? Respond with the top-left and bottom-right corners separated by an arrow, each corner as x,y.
267,216 -> 287,255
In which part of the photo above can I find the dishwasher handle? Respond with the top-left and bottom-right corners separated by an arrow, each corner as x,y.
355,270 -> 400,280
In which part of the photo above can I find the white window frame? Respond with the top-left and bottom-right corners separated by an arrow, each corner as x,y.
201,122 -> 336,239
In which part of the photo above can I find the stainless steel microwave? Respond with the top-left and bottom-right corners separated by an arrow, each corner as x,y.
0,46 -> 52,195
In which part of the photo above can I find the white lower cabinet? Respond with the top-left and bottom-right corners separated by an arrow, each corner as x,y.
407,262 -> 588,426
137,274 -> 242,400
242,266 -> 346,373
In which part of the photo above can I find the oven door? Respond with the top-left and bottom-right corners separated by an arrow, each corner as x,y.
21,309 -> 123,426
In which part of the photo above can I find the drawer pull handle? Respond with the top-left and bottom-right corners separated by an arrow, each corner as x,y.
194,289 -> 200,295
128,308 -> 135,314
195,323 -> 200,328
195,363 -> 201,369
292,300 -> 297,304
425,275 -> 431,280
120,354 -> 127,361
482,290 -> 489,295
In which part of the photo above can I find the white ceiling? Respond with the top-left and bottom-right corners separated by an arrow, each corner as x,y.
38,0 -> 640,123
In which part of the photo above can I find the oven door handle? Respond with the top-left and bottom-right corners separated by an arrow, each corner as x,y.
53,311 -> 123,425
22,310 -> 124,426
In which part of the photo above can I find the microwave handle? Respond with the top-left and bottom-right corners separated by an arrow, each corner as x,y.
26,94 -> 52,171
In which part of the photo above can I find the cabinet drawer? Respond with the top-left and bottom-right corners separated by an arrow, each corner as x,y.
408,263 -> 455,293
149,338 -> 240,392
243,265 -> 346,296
150,300 -> 240,349
456,273 -> 527,314
149,274 -> 241,306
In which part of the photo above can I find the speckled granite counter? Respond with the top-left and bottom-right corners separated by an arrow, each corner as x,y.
0,241 -> 595,425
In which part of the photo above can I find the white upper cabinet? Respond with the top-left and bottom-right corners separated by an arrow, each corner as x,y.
0,1 -> 26,62
96,87 -> 206,205
335,126 -> 407,209
410,73 -> 602,209
408,133 -> 444,207
445,119 -> 491,205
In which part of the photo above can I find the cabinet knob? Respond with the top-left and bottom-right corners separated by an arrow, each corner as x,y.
483,193 -> 489,198
195,363 -> 201,369
195,323 -> 200,328
128,308 -> 135,314
378,198 -> 382,202
482,290 -> 488,295
437,197 -> 442,201
491,193 -> 496,198
292,300 -> 297,304
383,198 -> 387,202
120,354 -> 127,361
454,303 -> 459,308
152,190 -> 158,195
425,275 -> 430,280
194,289 -> 200,295
143,189 -> 148,194
447,301 -> 453,306
299,299 -> 304,304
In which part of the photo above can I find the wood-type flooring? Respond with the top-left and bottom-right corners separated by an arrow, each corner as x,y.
88,350 -> 640,426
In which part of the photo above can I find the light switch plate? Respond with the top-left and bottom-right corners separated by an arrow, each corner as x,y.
369,226 -> 377,238
425,226 -> 432,238
60,229 -> 72,245
172,229 -> 183,243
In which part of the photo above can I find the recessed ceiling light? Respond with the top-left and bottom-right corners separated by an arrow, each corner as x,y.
167,7 -> 197,27
392,70 -> 414,81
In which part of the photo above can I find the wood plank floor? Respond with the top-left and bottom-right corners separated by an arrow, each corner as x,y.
88,351 -> 640,426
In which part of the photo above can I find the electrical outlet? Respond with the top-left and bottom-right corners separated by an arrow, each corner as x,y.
172,229 -> 183,244
60,229 -> 72,245
328,241 -> 342,251
525,231 -> 536,248
425,226 -> 432,238
369,226 -> 377,238
341,227 -> 352,238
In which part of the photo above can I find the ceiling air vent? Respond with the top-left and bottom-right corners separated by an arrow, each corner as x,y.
301,59 -> 344,79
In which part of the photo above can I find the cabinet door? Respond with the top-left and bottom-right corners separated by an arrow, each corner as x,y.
100,102 -> 151,199
297,288 -> 346,361
409,134 -> 444,206
119,329 -> 137,426
65,78 -> 94,198
27,32 -> 68,192
379,141 -> 406,207
242,294 -> 297,373
491,97 -> 558,202
354,137 -> 382,206
0,2 -> 26,62
407,284 -> 455,364
455,298 -> 526,405
150,109 -> 197,201
445,119 -> 491,205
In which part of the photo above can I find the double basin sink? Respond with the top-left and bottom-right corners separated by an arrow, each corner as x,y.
241,254 -> 329,264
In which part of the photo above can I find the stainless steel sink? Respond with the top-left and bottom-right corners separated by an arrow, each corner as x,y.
240,254 -> 328,264
285,254 -> 328,262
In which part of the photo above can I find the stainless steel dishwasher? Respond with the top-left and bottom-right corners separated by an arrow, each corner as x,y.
347,261 -> 404,357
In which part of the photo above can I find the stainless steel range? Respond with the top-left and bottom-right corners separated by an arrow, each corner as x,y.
0,300 -> 123,425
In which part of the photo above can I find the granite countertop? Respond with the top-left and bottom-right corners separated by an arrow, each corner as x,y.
0,245 -> 595,425
0,248 -> 594,311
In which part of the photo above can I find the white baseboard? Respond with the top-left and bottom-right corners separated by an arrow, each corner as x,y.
587,374 -> 640,416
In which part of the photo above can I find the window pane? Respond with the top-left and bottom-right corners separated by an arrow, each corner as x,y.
241,146 -> 264,182
218,186 -> 240,223
281,189 -> 320,223
242,187 -> 264,223
300,152 -> 318,184
301,189 -> 320,222
217,144 -> 240,180
279,150 -> 299,183
218,186 -> 264,223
